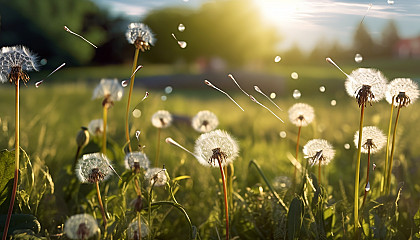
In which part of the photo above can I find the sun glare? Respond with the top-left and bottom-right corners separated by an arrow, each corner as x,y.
255,0 -> 310,27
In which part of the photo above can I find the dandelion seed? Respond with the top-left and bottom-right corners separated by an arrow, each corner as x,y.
35,62 -> 66,88
126,23 -> 155,51
124,151 -> 150,171
87,119 -> 104,136
178,23 -> 186,32
204,79 -> 244,111
254,85 -> 282,111
92,79 -> 124,107
135,130 -> 141,140
303,139 -> 335,167
145,167 -> 167,186
64,214 -> 99,240
194,129 -> 239,167
0,46 -> 39,85
127,219 -> 149,239
171,33 -> 187,48
64,26 -> 98,48
191,110 -> 219,133
354,126 -> 386,154
292,89 -> 301,99
151,110 -> 172,128
386,78 -> 419,107
228,73 -> 249,96
354,53 -> 363,63
325,57 -> 351,79
249,95 -> 284,123
274,56 -> 281,62
165,137 -> 198,158
359,3 -> 373,25
288,103 -> 315,127
75,153 -> 114,183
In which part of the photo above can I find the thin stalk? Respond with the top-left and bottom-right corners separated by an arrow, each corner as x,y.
102,106 -> 108,154
155,128 -> 161,167
318,159 -> 322,185
134,176 -> 142,238
226,163 -> 234,217
95,182 -> 107,232
125,48 -> 140,152
386,104 -> 402,195
217,159 -> 229,240
2,81 -> 20,240
148,181 -> 157,240
294,126 -> 302,185
361,147 -> 371,208
382,99 -> 394,194
354,104 -> 365,237
137,211 -> 142,240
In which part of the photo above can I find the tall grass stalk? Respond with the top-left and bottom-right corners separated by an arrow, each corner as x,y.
95,181 -> 107,233
361,146 -> 371,208
217,158 -> 229,240
294,126 -> 302,185
354,104 -> 365,236
125,48 -> 140,152
102,105 -> 108,154
382,98 -> 394,194
386,103 -> 402,195
2,81 -> 20,240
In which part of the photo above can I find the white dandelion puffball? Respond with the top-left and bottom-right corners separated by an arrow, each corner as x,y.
386,78 -> 419,107
303,139 -> 335,166
145,167 -> 167,187
92,78 -> 124,102
75,153 -> 114,183
354,126 -> 387,154
64,214 -> 99,240
0,45 -> 39,84
127,219 -> 149,239
126,23 -> 155,46
151,110 -> 173,128
124,151 -> 150,170
288,103 -> 315,127
345,68 -> 387,102
191,110 -> 219,133
88,119 -> 104,136
194,129 -> 239,167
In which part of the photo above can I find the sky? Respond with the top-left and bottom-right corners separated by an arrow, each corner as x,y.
92,0 -> 420,52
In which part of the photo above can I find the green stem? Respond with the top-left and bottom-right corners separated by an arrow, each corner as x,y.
137,211 -> 142,240
102,106 -> 108,154
294,126 -> 302,186
155,128 -> 161,167
318,158 -> 321,185
2,81 -> 20,240
96,182 -> 107,233
125,48 -> 140,153
361,147 -> 371,208
248,160 -> 288,211
217,159 -> 229,240
386,104 -> 402,195
148,182 -> 156,240
134,176 -> 142,238
354,104 -> 365,237
382,99 -> 394,194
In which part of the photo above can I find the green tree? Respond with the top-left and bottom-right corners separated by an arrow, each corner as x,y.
353,23 -> 377,58
380,20 -> 400,57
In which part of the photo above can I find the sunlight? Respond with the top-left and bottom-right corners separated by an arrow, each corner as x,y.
255,0 -> 311,27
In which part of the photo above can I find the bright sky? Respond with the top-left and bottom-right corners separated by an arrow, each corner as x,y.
93,0 -> 420,52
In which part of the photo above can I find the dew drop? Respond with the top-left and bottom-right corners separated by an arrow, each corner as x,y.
274,56 -> 281,63
344,143 -> 351,149
135,130 -> 141,140
270,92 -> 276,99
319,86 -> 326,92
35,80 -> 43,88
161,95 -> 167,101
330,99 -> 337,106
292,89 -> 301,99
178,41 -> 187,48
354,53 -> 363,63
387,0 -> 394,5
132,109 -> 142,118
178,23 -> 185,32
291,72 -> 299,80
279,131 -> 287,138
365,182 -> 371,192
121,80 -> 129,87
165,86 -> 173,94
40,59 -> 47,65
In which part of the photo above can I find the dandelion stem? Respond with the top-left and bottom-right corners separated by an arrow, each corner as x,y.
318,158 -> 322,185
382,98 -> 394,194
361,146 -> 371,208
386,104 -> 402,195
354,104 -> 365,236
102,106 -> 108,154
137,211 -> 142,240
134,176 -> 142,239
95,182 -> 107,232
155,128 -> 161,167
217,158 -> 229,240
2,82 -> 20,240
125,48 -> 140,152
294,126 -> 302,186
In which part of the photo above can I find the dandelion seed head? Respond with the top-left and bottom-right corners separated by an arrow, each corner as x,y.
386,78 -> 419,107
0,46 -> 39,85
151,110 -> 173,128
354,126 -> 386,154
127,219 -> 149,239
145,167 -> 167,187
88,119 -> 104,136
288,103 -> 315,127
191,110 -> 219,133
92,78 -> 124,103
303,139 -> 335,166
194,129 -> 239,167
75,153 -> 113,183
345,68 -> 387,106
126,23 -> 155,51
124,152 -> 150,171
64,214 -> 99,240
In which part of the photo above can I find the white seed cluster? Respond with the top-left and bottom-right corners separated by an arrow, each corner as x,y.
288,103 -> 315,127
64,213 -> 99,240
0,46 -> 39,83
303,139 -> 335,166
124,151 -> 150,170
191,110 -> 219,133
386,78 -> 419,107
345,68 -> 387,102
151,110 -> 173,128
125,23 -> 155,46
92,78 -> 124,102
145,167 -> 168,187
75,153 -> 114,183
354,126 -> 387,154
